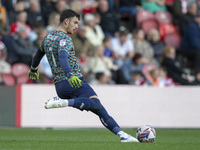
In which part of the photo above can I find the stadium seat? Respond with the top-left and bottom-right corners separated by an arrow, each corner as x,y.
11,63 -> 30,77
141,19 -> 159,34
1,73 -> 16,86
155,11 -> 172,25
164,32 -> 181,49
137,10 -> 155,27
159,23 -> 177,41
17,74 -> 29,84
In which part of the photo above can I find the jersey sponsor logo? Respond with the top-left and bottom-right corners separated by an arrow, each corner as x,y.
60,39 -> 66,46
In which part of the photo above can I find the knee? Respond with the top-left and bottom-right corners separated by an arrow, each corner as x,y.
90,98 -> 102,111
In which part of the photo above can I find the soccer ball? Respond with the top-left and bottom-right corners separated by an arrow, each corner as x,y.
136,125 -> 156,143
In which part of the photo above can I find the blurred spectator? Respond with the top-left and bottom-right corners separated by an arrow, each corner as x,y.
141,0 -> 167,13
82,0 -> 99,14
103,36 -> 113,58
0,0 -> 11,32
10,11 -> 32,37
159,67 -> 175,87
111,29 -> 134,82
46,12 -> 60,33
111,29 -> 134,67
119,0 -> 142,30
119,0 -> 142,15
27,0 -> 44,28
179,2 -> 197,36
147,28 -> 165,62
161,46 -> 195,85
84,13 -> 105,47
33,28 -> 47,49
147,67 -> 175,87
11,25 -> 37,66
72,25 -> 94,57
40,0 -> 56,26
182,13 -> 200,69
70,0 -> 83,14
193,68 -> 200,85
130,71 -> 147,86
91,72 -> 113,85
88,45 -> 126,84
0,39 -> 11,74
132,28 -> 158,66
172,0 -> 188,25
98,0 -> 120,37
54,0 -> 68,14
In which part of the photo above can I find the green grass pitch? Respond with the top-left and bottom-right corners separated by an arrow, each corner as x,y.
0,128 -> 200,150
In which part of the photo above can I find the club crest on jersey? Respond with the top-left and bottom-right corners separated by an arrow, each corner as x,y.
60,39 -> 66,46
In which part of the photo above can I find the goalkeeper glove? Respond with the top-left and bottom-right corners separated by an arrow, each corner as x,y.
28,67 -> 39,80
67,72 -> 83,88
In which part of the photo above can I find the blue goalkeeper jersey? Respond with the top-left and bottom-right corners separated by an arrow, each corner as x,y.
40,30 -> 82,83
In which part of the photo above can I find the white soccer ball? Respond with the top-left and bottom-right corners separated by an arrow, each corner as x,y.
136,125 -> 156,143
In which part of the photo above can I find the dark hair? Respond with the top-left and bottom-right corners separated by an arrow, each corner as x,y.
119,30 -> 129,36
60,9 -> 80,23
95,72 -> 104,80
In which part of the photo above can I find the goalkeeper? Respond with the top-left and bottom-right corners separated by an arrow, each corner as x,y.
28,9 -> 138,143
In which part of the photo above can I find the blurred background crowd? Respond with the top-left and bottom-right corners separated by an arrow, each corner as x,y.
0,0 -> 200,86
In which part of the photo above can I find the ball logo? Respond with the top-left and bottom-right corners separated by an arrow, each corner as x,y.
60,39 -> 66,46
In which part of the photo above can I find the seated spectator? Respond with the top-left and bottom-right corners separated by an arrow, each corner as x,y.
111,29 -> 134,67
179,2 -> 197,36
72,25 -> 94,57
90,72 -> 113,85
130,71 -> 148,86
132,28 -> 158,66
147,28 -> 165,62
97,0 -> 120,37
27,0 -> 44,28
141,0 -> 167,13
11,25 -> 37,66
10,11 -> 32,38
182,13 -> 200,69
159,67 -> 175,87
111,29 -> 134,82
103,36 -> 113,58
46,12 -> 60,33
84,13 -> 105,47
147,67 -> 175,87
172,0 -> 188,25
161,46 -> 195,85
88,45 -> 126,84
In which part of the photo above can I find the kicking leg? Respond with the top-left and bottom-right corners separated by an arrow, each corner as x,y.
45,96 -> 138,143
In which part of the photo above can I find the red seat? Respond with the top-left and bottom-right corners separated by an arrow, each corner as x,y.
1,73 -> 16,86
155,11 -> 172,25
159,23 -> 177,41
141,19 -> 159,34
137,10 -> 155,27
11,63 -> 30,77
17,74 -> 29,84
164,32 -> 181,49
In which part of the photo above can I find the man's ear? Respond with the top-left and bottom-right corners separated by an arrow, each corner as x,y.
64,18 -> 69,25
